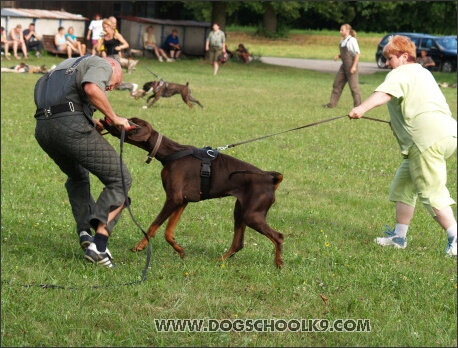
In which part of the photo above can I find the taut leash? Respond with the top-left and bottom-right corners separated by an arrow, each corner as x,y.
217,115 -> 389,151
361,116 -> 390,124
217,115 -> 346,150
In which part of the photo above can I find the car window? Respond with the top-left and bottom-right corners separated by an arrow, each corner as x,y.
437,37 -> 457,50
409,37 -> 420,46
419,38 -> 435,50
380,35 -> 390,46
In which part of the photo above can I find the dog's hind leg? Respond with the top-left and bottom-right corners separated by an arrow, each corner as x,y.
189,95 -> 204,108
241,196 -> 284,268
163,203 -> 188,257
219,200 -> 246,261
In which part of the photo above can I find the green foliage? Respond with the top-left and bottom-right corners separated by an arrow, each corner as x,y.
1,35 -> 457,347
175,1 -> 457,35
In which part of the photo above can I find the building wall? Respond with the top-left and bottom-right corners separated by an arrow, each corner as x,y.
120,18 -> 210,56
1,16 -> 87,37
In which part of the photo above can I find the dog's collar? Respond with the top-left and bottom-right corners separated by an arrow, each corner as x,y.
146,133 -> 163,164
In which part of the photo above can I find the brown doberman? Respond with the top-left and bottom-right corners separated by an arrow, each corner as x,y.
101,117 -> 284,267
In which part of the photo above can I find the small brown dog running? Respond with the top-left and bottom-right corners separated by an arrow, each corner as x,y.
133,80 -> 204,109
101,117 -> 284,267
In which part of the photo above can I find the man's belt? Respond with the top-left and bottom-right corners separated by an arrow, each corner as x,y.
35,102 -> 84,118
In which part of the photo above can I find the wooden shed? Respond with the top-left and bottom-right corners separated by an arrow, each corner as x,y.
1,8 -> 88,37
119,16 -> 211,56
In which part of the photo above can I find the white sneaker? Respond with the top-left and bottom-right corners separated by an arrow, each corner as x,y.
445,236 -> 457,256
158,57 -> 163,62
84,243 -> 114,268
375,226 -> 407,249
166,58 -> 173,62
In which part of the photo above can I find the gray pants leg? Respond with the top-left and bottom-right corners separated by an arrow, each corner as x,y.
34,114 -> 132,235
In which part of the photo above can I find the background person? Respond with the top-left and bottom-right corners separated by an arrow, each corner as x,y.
205,23 -> 226,75
143,25 -> 171,62
66,26 -> 87,56
235,43 -> 251,63
348,35 -> 457,256
86,13 -> 104,55
161,29 -> 182,60
96,19 -> 129,60
8,24 -> 28,59
33,55 -> 136,267
416,49 -> 436,70
323,23 -> 361,108
54,26 -> 79,58
1,26 -> 12,60
23,23 -> 43,57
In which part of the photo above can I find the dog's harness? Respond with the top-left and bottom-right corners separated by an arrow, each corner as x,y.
157,147 -> 219,200
153,80 -> 166,94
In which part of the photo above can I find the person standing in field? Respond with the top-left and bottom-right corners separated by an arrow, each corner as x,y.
205,23 -> 226,75
34,55 -> 137,267
86,13 -> 104,55
323,23 -> 361,108
348,35 -> 457,256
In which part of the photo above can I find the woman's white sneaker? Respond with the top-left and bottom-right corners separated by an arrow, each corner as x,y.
445,236 -> 457,256
375,226 -> 407,249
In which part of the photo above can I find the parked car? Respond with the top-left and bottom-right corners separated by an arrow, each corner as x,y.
375,32 -> 457,72
425,35 -> 457,73
375,32 -> 427,68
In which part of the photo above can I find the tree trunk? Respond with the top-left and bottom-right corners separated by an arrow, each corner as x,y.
263,3 -> 277,33
211,1 -> 227,31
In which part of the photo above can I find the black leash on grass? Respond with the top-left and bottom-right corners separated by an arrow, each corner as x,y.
216,115 -> 389,151
2,129 -> 152,291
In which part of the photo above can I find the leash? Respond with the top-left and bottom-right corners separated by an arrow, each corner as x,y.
144,67 -> 163,81
3,127 -> 152,291
216,115 -> 389,151
120,127 -> 152,283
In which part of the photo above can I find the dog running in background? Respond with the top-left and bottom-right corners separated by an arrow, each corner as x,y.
132,80 -> 204,109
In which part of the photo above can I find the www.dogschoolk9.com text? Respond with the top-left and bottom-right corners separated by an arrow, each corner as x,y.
154,318 -> 371,333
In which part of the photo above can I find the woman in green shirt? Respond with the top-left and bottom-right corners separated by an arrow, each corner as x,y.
348,35 -> 457,256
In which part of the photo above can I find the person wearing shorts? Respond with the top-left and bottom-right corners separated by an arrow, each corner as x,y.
205,23 -> 226,75
348,35 -> 457,256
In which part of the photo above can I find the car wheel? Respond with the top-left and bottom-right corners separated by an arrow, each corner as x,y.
377,55 -> 386,69
441,61 -> 453,73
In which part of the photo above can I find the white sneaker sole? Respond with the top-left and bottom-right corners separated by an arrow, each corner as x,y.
375,238 -> 406,249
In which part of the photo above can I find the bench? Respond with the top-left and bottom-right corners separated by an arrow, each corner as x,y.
43,35 -> 85,57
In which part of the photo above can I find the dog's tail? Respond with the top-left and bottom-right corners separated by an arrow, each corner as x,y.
269,171 -> 283,189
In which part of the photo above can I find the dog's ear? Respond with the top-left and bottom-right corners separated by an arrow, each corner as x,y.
126,117 -> 152,142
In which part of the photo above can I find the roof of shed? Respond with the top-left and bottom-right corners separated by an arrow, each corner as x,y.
119,15 -> 210,28
1,8 -> 88,20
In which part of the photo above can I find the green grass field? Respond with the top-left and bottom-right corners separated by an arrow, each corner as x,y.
1,29 -> 457,346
